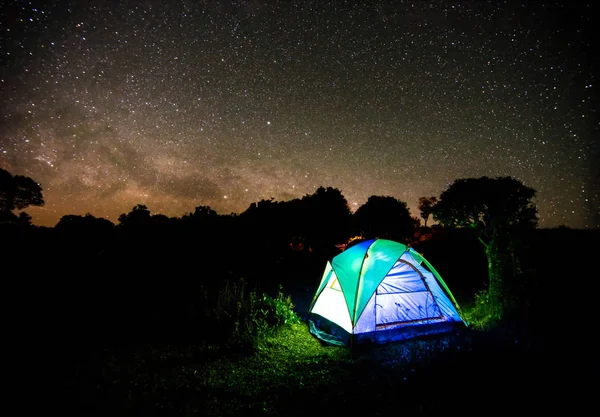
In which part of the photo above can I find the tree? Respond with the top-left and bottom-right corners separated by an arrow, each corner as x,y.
55,213 -> 115,249
301,186 -> 353,251
353,195 -> 417,243
56,213 -> 115,235
18,211 -> 32,225
432,176 -> 538,318
118,204 -> 151,227
417,196 -> 437,227
0,168 -> 44,220
189,205 -> 217,219
239,198 -> 287,247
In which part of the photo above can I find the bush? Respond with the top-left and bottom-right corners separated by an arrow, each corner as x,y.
462,289 -> 499,330
204,279 -> 300,350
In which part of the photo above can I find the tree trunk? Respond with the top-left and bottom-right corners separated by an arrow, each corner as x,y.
482,239 -> 504,319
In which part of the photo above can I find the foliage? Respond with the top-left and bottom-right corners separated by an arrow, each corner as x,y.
22,224 -> 591,416
71,318 -> 549,417
353,195 -> 417,243
205,279 -> 300,350
7,179 -> 570,415
180,205 -> 219,231
256,287 -> 301,328
17,211 -> 32,225
432,176 -> 538,319
0,167 -> 44,219
432,176 -> 538,235
417,196 -> 437,227
300,186 -> 353,249
461,290 -> 501,330
188,205 -> 218,219
117,204 -> 152,226
56,213 -> 115,231
238,186 -> 353,254
116,204 -> 180,241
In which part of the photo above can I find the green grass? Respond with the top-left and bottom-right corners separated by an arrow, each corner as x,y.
82,320 -> 494,417
71,278 -> 550,416
198,323 -> 352,416
85,323 -> 349,416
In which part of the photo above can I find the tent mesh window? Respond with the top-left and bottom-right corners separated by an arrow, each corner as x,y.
373,259 -> 443,330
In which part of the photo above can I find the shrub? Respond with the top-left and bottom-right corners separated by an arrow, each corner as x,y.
462,290 -> 497,330
203,279 -> 300,350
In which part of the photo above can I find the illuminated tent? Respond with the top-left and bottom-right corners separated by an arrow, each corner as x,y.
308,239 -> 466,345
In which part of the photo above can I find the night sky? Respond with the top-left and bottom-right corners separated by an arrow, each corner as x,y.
1,1 -> 597,229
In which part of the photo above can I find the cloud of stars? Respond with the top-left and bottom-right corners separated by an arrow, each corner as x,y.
1,1 -> 597,228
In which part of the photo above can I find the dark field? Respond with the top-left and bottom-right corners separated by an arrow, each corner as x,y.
6,226 -> 598,416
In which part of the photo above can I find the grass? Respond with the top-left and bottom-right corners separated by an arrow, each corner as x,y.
78,322 -> 351,416
198,323 -> 351,416
65,275 -> 571,416
30,228 -> 600,415
53,280 -> 589,417
76,317 -> 541,417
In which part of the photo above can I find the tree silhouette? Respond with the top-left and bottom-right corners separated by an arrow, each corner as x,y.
17,212 -> 32,225
301,186 -> 353,252
188,205 -> 217,219
55,213 -> 116,256
237,187 -> 353,256
353,195 -> 417,243
117,204 -> 151,227
432,176 -> 538,318
239,198 -> 287,246
180,205 -> 222,246
417,196 -> 437,227
56,213 -> 115,236
0,168 -> 44,221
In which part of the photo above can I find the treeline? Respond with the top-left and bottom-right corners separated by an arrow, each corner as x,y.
2,185 -> 427,282
2,185 -> 440,343
3,168 -> 597,344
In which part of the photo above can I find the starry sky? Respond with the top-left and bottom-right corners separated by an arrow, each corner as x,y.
1,0 -> 597,229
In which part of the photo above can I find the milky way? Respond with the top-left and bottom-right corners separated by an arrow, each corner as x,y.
1,1 -> 597,228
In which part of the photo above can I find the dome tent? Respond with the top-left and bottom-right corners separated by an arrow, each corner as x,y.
308,239 -> 466,345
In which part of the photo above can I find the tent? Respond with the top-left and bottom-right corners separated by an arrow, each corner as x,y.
308,239 -> 466,345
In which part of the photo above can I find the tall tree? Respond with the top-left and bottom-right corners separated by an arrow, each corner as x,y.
417,196 -> 437,227
432,176 -> 538,318
354,195 -> 417,243
301,186 -> 353,251
0,168 -> 44,221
